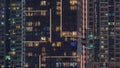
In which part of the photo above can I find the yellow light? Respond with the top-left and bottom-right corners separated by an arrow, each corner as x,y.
11,51 -> 16,55
34,42 -> 39,46
57,42 -> 62,47
28,52 -> 33,57
1,65 -> 5,68
52,43 -> 55,47
16,26 -> 20,28
13,7 -> 16,10
11,4 -> 16,6
77,58 -> 80,62
56,26 -> 60,31
72,52 -> 76,56
41,37 -> 46,41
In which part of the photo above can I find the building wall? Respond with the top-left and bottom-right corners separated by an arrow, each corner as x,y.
0,0 -> 6,67
25,0 -> 79,68
88,0 -> 120,68
0,0 -> 25,68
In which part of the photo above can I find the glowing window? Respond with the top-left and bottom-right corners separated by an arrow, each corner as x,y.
35,21 -> 41,26
28,52 -> 33,57
56,26 -> 60,31
70,6 -> 77,10
26,27 -> 33,31
41,37 -> 46,41
41,11 -> 46,16
72,52 -> 76,56
70,0 -> 77,5
1,65 -> 4,68
27,22 -> 32,26
41,1 -> 46,6
34,42 -> 39,47
57,42 -> 62,47
16,26 -> 20,28
56,6 -> 61,10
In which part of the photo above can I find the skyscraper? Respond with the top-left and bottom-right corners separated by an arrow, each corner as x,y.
0,0 -> 25,68
0,0 -> 6,67
25,0 -> 79,68
87,0 -> 120,68
1,0 -> 80,68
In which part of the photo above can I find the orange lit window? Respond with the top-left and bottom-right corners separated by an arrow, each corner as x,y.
70,0 -> 77,5
41,11 -> 46,16
27,22 -> 32,26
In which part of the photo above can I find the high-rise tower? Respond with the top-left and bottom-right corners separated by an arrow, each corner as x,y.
87,0 -> 120,68
0,0 -> 6,67
0,0 -> 25,68
25,0 -> 79,68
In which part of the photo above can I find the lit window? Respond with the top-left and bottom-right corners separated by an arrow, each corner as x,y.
35,21 -> 41,26
70,37 -> 77,41
16,7 -> 20,9
27,12 -> 33,16
52,43 -> 55,47
42,57 -> 46,61
56,6 -> 61,10
26,27 -> 33,31
41,37 -> 46,41
56,26 -> 60,31
1,65 -> 4,68
72,31 -> 77,36
1,22 -> 4,26
24,63 -> 29,67
11,3 -> 16,6
2,15 -> 4,18
28,52 -> 33,57
26,42 -> 33,47
27,7 -> 32,10
41,64 -> 46,67
70,0 -> 77,5
1,41 -> 5,44
10,51 -> 16,55
72,52 -> 76,56
27,22 -> 32,26
108,22 -> 114,25
16,25 -> 20,28
12,7 -> 17,10
64,52 -> 66,56
101,54 -> 104,58
101,36 -> 104,39
56,2 -> 61,5
41,1 -> 46,6
34,42 -> 39,47
101,46 -> 104,48
41,11 -> 46,16
57,42 -> 62,47
70,6 -> 77,10
62,32 -> 70,37
101,41 -> 104,44
56,11 -> 61,15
